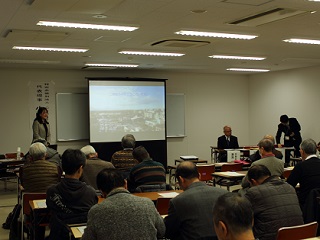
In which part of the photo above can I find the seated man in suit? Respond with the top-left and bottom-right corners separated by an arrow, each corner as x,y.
287,138 -> 320,207
80,145 -> 114,189
164,161 -> 227,240
245,165 -> 303,240
217,125 -> 239,162
241,138 -> 284,189
248,134 -> 283,162
111,134 -> 138,169
46,149 -> 98,240
213,192 -> 254,240
128,146 -> 166,192
82,169 -> 165,240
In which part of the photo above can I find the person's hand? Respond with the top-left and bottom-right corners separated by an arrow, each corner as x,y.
277,144 -> 282,148
290,132 -> 295,137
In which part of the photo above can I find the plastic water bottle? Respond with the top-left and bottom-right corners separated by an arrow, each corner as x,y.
16,147 -> 21,160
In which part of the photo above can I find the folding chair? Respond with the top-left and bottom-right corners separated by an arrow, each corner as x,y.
156,197 -> 171,216
196,164 -> 215,185
276,221 -> 318,240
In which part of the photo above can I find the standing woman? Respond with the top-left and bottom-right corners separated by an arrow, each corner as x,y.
32,107 -> 51,145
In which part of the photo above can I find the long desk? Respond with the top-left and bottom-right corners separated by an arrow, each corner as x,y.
133,190 -> 182,201
212,171 -> 247,191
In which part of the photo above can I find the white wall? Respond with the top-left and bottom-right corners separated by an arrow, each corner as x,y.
248,66 -> 320,145
0,68 -> 249,165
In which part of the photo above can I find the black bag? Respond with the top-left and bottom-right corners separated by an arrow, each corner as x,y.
2,204 -> 21,229
2,204 -> 22,240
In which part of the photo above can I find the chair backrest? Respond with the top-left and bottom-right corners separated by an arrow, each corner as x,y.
5,152 -> 24,159
221,163 -> 243,172
196,164 -> 215,181
22,192 -> 47,216
276,221 -> 318,240
156,197 -> 171,215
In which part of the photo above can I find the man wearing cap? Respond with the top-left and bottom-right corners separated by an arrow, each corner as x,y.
80,145 -> 114,189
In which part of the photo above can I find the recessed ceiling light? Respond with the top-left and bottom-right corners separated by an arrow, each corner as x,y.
227,68 -> 270,72
175,30 -> 257,40
85,63 -> 138,68
283,38 -> 320,45
0,59 -> 60,64
119,50 -> 184,57
12,46 -> 88,52
37,21 -> 138,32
92,14 -> 107,19
209,55 -> 265,60
190,9 -> 207,14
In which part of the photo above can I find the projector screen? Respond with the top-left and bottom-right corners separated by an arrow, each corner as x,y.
89,79 -> 166,143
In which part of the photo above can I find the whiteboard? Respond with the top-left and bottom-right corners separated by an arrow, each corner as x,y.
166,94 -> 185,137
56,93 -> 89,141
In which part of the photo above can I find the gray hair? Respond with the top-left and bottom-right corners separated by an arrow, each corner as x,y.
80,145 -> 96,158
258,138 -> 274,152
29,142 -> 47,160
301,139 -> 317,155
121,134 -> 136,148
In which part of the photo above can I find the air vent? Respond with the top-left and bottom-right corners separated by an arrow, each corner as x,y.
229,8 -> 307,27
151,39 -> 210,48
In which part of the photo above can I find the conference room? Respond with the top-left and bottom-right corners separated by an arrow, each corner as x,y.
2,0 -> 320,239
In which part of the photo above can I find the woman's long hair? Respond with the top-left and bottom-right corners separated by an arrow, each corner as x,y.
34,106 -> 49,124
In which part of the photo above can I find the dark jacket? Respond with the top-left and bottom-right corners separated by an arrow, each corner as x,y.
164,182 -> 227,240
217,135 -> 239,149
249,148 -> 283,162
46,178 -> 98,240
245,176 -> 303,240
276,118 -> 301,146
287,157 -> 320,205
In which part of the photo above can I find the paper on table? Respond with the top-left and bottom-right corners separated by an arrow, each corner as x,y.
35,200 -> 47,208
158,192 -> 180,198
77,226 -> 86,234
219,172 -> 245,176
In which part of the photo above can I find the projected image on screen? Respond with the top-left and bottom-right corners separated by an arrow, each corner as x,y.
89,80 -> 166,142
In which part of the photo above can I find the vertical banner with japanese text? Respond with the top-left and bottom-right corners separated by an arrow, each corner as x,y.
29,81 -> 56,143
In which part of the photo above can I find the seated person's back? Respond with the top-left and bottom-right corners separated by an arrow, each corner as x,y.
111,134 -> 138,169
128,146 -> 166,192
20,142 -> 60,192
46,149 -> 98,240
82,169 -> 165,240
80,145 -> 114,189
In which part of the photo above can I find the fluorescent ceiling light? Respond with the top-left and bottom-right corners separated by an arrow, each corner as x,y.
227,68 -> 270,72
12,46 -> 88,52
37,21 -> 138,32
309,0 -> 320,2
175,30 -> 257,40
85,63 -> 138,68
119,51 -> 184,57
283,38 -> 320,45
0,59 -> 60,64
209,55 -> 265,60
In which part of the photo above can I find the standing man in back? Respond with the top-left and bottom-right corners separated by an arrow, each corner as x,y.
276,114 -> 302,159
217,126 -> 239,162
164,161 -> 228,240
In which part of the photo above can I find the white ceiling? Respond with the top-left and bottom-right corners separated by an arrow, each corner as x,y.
2,0 -> 320,74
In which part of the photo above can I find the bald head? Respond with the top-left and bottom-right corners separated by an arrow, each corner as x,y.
175,161 -> 199,180
263,135 -> 275,145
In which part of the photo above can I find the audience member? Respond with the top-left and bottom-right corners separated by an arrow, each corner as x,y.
217,126 -> 239,162
241,138 -> 284,189
46,149 -> 98,240
213,192 -> 254,240
82,168 -> 165,240
80,145 -> 114,189
111,134 -> 138,169
164,161 -> 227,240
276,114 -> 302,158
19,142 -> 61,192
248,134 -> 283,162
245,165 -> 303,240
128,146 -> 166,192
287,138 -> 320,207
30,139 -> 61,167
